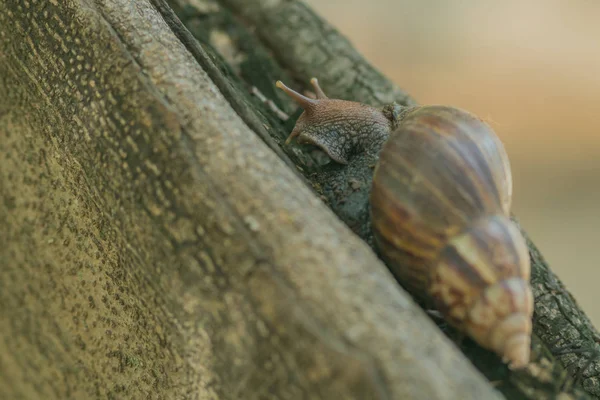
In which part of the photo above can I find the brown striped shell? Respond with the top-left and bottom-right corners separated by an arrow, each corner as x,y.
371,106 -> 532,369
277,79 -> 533,369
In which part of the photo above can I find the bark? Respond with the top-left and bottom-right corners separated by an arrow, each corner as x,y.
0,1 -> 595,400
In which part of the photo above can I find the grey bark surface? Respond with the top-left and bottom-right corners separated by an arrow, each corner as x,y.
0,1 -> 595,400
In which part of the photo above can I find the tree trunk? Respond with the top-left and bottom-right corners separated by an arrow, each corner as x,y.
0,1 -> 596,399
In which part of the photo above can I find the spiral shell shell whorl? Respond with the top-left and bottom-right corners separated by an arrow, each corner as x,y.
370,106 -> 532,368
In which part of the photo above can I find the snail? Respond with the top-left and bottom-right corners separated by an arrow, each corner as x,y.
276,78 -> 533,369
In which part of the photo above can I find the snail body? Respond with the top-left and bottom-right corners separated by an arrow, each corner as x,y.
276,78 -> 533,369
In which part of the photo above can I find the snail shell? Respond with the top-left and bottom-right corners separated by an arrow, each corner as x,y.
370,106 -> 532,369
276,79 -> 533,369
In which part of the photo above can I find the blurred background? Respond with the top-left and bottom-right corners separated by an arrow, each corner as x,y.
305,0 -> 600,324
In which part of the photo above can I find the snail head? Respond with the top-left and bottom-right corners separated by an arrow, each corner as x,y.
276,79 -> 393,164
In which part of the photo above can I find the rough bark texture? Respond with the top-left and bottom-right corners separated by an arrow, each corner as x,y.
0,1 -> 597,400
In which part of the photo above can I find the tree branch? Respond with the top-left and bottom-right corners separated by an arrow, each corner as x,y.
0,0 -> 597,399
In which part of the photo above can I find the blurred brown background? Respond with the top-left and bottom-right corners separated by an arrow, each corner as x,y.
306,0 -> 600,324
